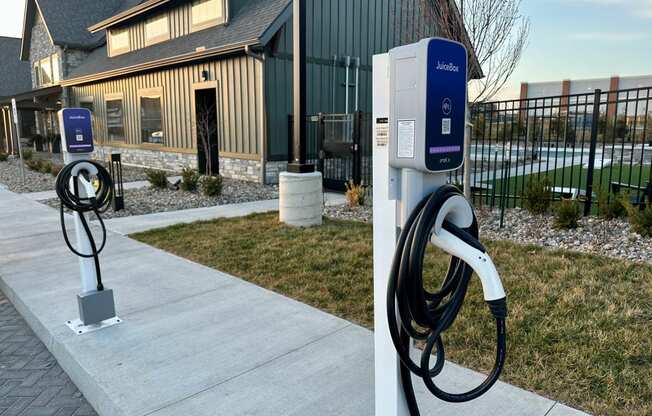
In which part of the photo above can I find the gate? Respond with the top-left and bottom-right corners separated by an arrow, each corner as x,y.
296,111 -> 372,191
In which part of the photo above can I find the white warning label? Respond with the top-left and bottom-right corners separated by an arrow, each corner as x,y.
397,120 -> 416,158
376,118 -> 389,146
442,118 -> 451,135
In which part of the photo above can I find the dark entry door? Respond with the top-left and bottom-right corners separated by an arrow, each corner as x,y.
318,113 -> 362,191
195,89 -> 219,176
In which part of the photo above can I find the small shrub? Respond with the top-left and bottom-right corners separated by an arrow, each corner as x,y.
38,160 -> 53,174
50,164 -> 63,177
180,167 -> 200,192
145,169 -> 168,189
523,176 -> 552,215
345,180 -> 366,207
26,159 -> 42,172
597,191 -> 627,219
0,153 -> 8,162
554,199 -> 581,229
623,199 -> 652,237
22,149 -> 33,161
202,175 -> 223,197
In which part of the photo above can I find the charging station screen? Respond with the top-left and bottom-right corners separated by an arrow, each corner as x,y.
62,108 -> 94,154
425,39 -> 467,172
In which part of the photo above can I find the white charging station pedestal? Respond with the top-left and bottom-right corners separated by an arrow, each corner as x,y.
373,38 -> 507,416
58,108 -> 121,335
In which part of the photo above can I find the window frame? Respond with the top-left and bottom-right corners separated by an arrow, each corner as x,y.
33,62 -> 40,87
51,53 -> 60,83
39,56 -> 53,86
145,13 -> 170,46
137,87 -> 165,146
190,0 -> 228,33
109,27 -> 131,56
105,92 -> 126,142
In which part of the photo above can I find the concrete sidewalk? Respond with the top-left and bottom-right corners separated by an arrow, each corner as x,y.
0,188 -> 589,416
101,192 -> 346,235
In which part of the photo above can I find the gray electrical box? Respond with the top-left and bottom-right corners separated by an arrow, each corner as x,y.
77,289 -> 116,326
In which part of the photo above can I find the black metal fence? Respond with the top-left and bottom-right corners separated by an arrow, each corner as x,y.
451,86 -> 652,215
293,87 -> 651,217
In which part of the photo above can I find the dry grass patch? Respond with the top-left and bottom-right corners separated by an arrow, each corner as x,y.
132,213 -> 652,416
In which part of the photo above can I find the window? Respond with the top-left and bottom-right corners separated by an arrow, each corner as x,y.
51,54 -> 60,83
110,28 -> 130,56
33,63 -> 40,87
106,96 -> 125,141
139,89 -> 164,144
33,54 -> 59,87
39,57 -> 52,85
79,98 -> 94,113
191,0 -> 225,31
145,14 -> 169,45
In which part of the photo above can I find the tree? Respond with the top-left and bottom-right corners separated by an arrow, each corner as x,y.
195,101 -> 218,176
425,0 -> 530,103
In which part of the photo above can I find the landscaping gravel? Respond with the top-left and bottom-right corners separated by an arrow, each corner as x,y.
42,178 -> 278,219
324,203 -> 652,263
0,154 -> 151,193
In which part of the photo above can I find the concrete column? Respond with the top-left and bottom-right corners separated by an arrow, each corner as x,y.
607,76 -> 620,120
279,171 -> 323,227
519,82 -> 528,120
560,80 -> 571,114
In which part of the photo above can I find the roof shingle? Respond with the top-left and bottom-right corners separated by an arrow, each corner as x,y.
0,37 -> 32,98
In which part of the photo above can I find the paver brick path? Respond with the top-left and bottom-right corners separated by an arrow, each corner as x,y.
0,292 -> 96,416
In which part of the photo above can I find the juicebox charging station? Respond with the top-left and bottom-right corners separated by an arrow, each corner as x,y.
373,38 -> 507,415
57,108 -> 121,335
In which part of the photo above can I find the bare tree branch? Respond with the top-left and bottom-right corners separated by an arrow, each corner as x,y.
421,0 -> 530,103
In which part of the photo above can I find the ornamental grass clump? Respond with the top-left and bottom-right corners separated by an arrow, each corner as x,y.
145,168 -> 168,189
180,167 -> 201,192
523,176 -> 552,215
202,175 -> 223,197
0,153 -> 8,162
623,199 -> 652,237
345,180 -> 366,208
553,199 -> 581,229
597,191 -> 627,219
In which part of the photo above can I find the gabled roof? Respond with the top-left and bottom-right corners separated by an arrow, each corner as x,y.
20,0 -> 143,60
63,0 -> 291,86
0,37 -> 32,98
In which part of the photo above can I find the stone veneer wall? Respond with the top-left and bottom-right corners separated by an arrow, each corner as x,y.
219,157 -> 262,182
265,161 -> 288,184
93,145 -> 265,183
93,146 -> 197,173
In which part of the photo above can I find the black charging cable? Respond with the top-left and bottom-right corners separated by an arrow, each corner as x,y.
387,185 -> 507,415
55,160 -> 113,292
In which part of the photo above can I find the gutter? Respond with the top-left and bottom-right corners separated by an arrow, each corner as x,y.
62,40 -> 261,87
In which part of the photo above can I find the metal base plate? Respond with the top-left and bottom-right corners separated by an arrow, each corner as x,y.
65,316 -> 123,335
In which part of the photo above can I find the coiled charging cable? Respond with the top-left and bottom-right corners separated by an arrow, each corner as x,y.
55,160 -> 113,292
387,185 -> 507,415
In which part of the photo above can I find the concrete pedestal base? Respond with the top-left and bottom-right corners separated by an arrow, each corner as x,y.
279,171 -> 323,227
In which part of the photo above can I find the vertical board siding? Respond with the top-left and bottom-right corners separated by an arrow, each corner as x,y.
265,0 -> 442,160
70,55 -> 263,156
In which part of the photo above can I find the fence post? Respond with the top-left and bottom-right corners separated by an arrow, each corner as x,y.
353,111 -> 362,185
584,89 -> 602,216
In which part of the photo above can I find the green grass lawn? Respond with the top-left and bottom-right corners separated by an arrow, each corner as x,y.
132,213 -> 652,416
488,164 -> 650,197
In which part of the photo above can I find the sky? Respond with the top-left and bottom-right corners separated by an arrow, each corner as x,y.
1,0 -> 650,101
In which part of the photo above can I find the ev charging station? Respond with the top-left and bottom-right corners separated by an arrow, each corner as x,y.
373,38 -> 508,416
57,108 -> 121,335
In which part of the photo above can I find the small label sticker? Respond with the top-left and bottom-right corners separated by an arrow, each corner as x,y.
376,118 -> 389,146
442,118 -> 451,135
76,134 -> 84,142
397,120 -> 415,159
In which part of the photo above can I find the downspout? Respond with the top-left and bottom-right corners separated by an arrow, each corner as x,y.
244,45 -> 269,183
